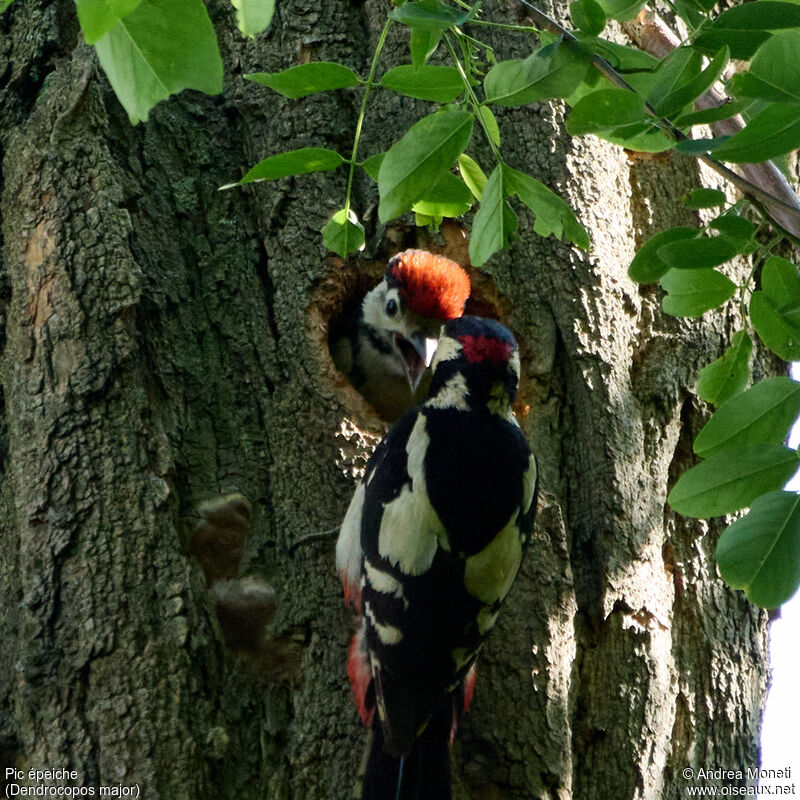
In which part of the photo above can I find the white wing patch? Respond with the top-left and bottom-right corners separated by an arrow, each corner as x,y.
464,508 -> 523,605
522,454 -> 537,514
365,601 -> 403,645
336,481 -> 365,602
364,559 -> 405,600
377,416 -> 447,574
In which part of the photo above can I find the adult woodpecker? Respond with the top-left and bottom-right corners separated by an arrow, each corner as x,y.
332,249 -> 471,421
336,316 -> 538,800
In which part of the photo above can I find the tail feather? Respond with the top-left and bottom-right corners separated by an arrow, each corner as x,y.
360,700 -> 452,800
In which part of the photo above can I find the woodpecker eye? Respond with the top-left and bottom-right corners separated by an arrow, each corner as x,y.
385,298 -> 398,317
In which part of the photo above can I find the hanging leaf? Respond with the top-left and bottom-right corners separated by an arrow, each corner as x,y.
222,147 -> 346,188
360,153 -> 385,182
711,103 -> 800,163
646,47 -> 702,117
322,208 -> 366,258
476,106 -> 501,147
694,377 -> 800,458
469,166 -> 510,267
729,31 -> 800,106
412,172 -> 473,221
762,256 -> 800,308
246,63 -> 360,98
570,0 -> 606,35
484,41 -> 591,107
594,0 -> 646,22
503,165 -> 590,248
93,0 -> 223,124
75,0 -> 143,43
231,0 -> 275,37
628,227 -> 699,283
708,215 -> 758,253
693,1 -> 800,60
657,235 -> 739,269
458,153 -> 489,200
697,330 -> 752,407
674,99 -> 752,128
389,1 -> 469,31
654,47 -> 729,119
683,188 -> 727,209
379,65 -> 465,103
667,444 -> 799,518
378,108 -> 474,222
660,268 -> 735,317
410,29 -> 441,67
750,291 -> 800,361
716,491 -> 800,608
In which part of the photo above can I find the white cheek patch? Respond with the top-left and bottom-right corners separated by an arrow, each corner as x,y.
424,373 -> 469,412
430,336 -> 462,372
377,416 -> 447,574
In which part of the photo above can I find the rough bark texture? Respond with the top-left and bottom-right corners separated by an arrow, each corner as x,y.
0,2 -> 771,799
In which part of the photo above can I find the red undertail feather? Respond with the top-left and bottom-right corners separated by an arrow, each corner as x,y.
389,250 -> 470,321
347,625 -> 374,726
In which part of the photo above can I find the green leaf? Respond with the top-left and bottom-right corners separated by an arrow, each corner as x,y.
570,0 -> 606,35
674,99 -> 752,128
567,88 -> 674,152
458,153 -> 488,200
231,0 -> 275,36
762,256 -> 800,308
646,47 -> 702,118
389,0 -> 469,31
709,215 -> 758,253
477,106 -> 501,146
697,330 -> 752,407
484,41 -> 591,107
503,165 -> 590,248
594,0 -> 646,21
660,268 -> 736,317
75,0 -> 143,43
750,290 -> 800,360
657,235 -> 740,269
93,0 -> 223,124
322,208 -> 365,258
379,64 -> 464,102
729,31 -> 800,106
627,227 -> 699,283
694,377 -> 800,458
360,153 -> 385,182
378,107 -> 474,222
667,443 -> 799,517
655,47 -> 729,119
711,103 -> 800,163
716,490 -> 800,608
469,166 -> 519,266
411,171 -> 473,220
1,0 -> 15,13
410,28 -> 441,67
222,147 -> 346,187
694,1 -> 800,60
246,63 -> 360,98
683,188 -> 727,209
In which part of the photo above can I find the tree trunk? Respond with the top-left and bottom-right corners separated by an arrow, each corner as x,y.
0,2 -> 770,799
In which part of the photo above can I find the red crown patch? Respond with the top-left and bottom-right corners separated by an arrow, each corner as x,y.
387,250 -> 470,321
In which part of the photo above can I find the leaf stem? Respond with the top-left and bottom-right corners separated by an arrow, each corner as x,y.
344,18 -> 392,218
444,32 -> 503,161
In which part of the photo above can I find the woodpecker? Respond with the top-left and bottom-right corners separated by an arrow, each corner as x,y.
332,249 -> 471,421
336,316 -> 538,800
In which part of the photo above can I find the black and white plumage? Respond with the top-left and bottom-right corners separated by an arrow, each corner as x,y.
332,250 -> 471,422
337,316 -> 538,800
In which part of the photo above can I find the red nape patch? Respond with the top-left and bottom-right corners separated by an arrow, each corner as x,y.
458,334 -> 513,364
347,626 -> 375,726
389,250 -> 470,321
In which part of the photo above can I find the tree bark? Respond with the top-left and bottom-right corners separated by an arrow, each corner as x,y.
0,2 -> 770,799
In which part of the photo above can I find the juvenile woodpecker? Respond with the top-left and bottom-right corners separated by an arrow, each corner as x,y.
332,249 -> 471,421
336,316 -> 538,800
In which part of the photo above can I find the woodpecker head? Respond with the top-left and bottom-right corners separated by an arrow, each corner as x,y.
427,316 -> 521,412
360,250 -> 470,393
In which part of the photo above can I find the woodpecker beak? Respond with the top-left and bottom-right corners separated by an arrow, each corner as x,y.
394,333 -> 439,393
